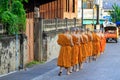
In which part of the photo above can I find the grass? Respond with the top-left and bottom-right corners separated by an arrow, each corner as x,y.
26,60 -> 45,68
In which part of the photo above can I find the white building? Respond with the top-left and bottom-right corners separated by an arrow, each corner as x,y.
77,0 -> 104,25
77,0 -> 103,19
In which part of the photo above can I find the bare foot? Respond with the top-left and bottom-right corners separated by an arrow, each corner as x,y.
79,65 -> 83,70
67,72 -> 71,75
75,69 -> 79,72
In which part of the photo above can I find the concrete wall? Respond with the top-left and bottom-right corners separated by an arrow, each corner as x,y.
42,31 -> 61,62
46,35 -> 60,62
0,35 -> 27,75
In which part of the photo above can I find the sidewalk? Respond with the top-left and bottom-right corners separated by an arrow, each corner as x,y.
0,59 -> 57,80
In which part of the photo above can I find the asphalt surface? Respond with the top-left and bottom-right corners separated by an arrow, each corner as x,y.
0,59 -> 57,80
0,39 -> 120,80
32,39 -> 120,80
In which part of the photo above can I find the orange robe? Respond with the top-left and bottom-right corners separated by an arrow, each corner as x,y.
101,35 -> 106,52
81,35 -> 88,62
57,34 -> 72,68
87,34 -> 93,57
99,36 -> 103,53
85,34 -> 89,57
71,35 -> 79,66
92,33 -> 100,56
99,33 -> 106,53
78,36 -> 83,63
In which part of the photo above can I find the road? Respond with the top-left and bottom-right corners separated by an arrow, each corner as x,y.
0,39 -> 120,80
32,40 -> 120,80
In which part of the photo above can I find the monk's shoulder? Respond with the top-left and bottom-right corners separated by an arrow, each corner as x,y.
58,33 -> 64,37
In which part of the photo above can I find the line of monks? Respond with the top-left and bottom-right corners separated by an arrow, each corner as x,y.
57,27 -> 106,76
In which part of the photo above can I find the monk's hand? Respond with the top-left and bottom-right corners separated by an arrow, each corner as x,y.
71,43 -> 74,47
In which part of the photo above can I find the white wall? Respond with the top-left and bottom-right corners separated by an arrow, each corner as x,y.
77,0 -> 81,19
77,0 -> 104,20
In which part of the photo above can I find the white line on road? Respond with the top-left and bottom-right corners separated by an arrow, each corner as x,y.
32,67 -> 59,80
0,71 -> 17,77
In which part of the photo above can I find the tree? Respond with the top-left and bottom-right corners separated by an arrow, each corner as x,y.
11,1 -> 26,32
1,11 -> 18,34
109,3 -> 120,22
0,0 -> 28,35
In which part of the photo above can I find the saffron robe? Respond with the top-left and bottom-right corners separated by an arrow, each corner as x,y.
78,35 -> 83,63
57,34 -> 72,68
71,35 -> 79,66
87,33 -> 93,57
81,34 -> 88,62
92,33 -> 100,56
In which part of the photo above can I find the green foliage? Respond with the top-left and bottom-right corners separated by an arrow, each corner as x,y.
0,0 -> 9,22
109,3 -> 120,22
0,0 -> 27,35
19,0 -> 28,2
1,11 -> 19,34
11,1 -> 26,32
26,61 -> 45,68
0,0 -> 9,11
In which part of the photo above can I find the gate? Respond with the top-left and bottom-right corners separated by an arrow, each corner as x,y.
26,19 -> 34,62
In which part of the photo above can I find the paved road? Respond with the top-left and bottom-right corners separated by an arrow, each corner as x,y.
32,40 -> 120,80
0,39 -> 120,80
0,59 -> 57,80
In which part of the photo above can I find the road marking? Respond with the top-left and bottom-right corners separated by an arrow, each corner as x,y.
0,71 -> 17,77
32,67 -> 59,80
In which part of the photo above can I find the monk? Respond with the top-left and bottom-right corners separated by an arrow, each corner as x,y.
71,28 -> 79,72
98,30 -> 103,53
96,30 -> 102,56
78,28 -> 83,70
86,28 -> 93,62
92,30 -> 101,60
81,29 -> 88,63
100,31 -> 106,53
57,28 -> 73,76
102,33 -> 106,53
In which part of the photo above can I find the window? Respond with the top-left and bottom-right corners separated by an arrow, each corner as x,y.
66,0 -> 67,11
68,0 -> 69,12
66,0 -> 70,12
83,0 -> 94,9
72,0 -> 75,12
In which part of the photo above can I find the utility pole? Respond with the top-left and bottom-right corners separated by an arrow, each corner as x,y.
94,0 -> 100,29
96,4 -> 99,25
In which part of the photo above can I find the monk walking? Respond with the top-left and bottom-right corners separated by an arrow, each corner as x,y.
86,28 -> 93,62
81,29 -> 88,63
57,28 -> 73,76
71,28 -> 79,72
92,30 -> 100,60
78,28 -> 83,70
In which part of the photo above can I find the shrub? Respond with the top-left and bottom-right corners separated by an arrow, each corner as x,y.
0,0 -> 27,35
1,11 -> 19,34
11,1 -> 26,32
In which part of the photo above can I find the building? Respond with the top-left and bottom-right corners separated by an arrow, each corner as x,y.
77,0 -> 103,25
23,0 -> 78,62
24,0 -> 78,19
